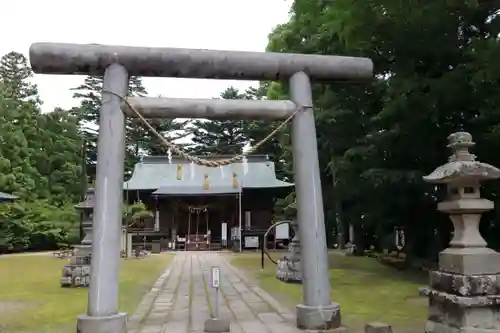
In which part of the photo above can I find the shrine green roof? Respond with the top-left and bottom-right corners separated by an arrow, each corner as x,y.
124,155 -> 294,194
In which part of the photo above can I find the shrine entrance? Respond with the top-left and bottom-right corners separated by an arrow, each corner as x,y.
185,205 -> 209,250
29,42 -> 372,333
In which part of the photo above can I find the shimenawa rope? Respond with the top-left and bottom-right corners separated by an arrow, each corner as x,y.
102,90 -> 309,167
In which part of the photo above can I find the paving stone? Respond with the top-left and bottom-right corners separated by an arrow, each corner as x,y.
160,321 -> 187,333
131,252 -> 301,333
258,312 -> 285,324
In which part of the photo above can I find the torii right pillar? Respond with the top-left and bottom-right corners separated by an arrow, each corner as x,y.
422,132 -> 500,333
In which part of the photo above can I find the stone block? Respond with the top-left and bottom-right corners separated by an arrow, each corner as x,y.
61,264 -> 90,288
203,318 -> 230,332
275,258 -> 301,283
429,271 -> 500,296
422,286 -> 500,332
365,322 -> 393,333
439,248 -> 500,275
82,265 -> 90,275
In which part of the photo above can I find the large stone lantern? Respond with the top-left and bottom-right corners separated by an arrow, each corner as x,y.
61,188 -> 95,287
276,201 -> 302,283
421,132 -> 500,333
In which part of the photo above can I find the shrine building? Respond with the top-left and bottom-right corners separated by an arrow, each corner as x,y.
123,155 -> 293,251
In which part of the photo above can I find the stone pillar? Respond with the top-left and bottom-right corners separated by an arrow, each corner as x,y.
61,188 -> 95,288
421,132 -> 500,333
290,71 -> 340,330
126,233 -> 133,258
348,224 -> 354,243
154,195 -> 160,231
77,63 -> 129,333
276,202 -> 302,283
120,227 -> 127,256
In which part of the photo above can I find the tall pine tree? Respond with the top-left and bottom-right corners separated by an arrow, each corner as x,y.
71,75 -> 190,176
190,87 -> 248,155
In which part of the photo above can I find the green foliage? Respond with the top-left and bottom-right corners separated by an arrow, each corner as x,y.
123,201 -> 154,228
189,85 -> 291,180
71,75 -> 189,178
0,201 -> 78,252
4,0 -> 500,261
0,51 -> 83,252
263,0 -> 500,258
190,87 -> 249,155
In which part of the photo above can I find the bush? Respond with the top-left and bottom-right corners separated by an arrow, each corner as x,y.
0,200 -> 78,253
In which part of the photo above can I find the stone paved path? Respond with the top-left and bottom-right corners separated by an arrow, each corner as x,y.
130,252 -> 301,333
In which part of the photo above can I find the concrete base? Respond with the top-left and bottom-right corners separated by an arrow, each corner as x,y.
425,321 -> 500,333
296,302 -> 342,330
76,312 -> 127,333
203,318 -> 230,332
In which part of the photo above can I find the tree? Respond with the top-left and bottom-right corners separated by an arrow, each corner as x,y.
265,0 -> 500,257
190,87 -> 248,155
0,52 -> 40,104
240,83 -> 292,181
0,51 -> 83,252
71,76 -> 190,176
36,108 -> 84,204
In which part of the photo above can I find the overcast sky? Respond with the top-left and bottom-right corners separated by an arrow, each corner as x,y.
1,0 -> 292,113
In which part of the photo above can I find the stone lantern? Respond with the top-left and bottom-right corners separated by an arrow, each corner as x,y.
61,188 -> 95,287
421,132 -> 500,333
276,201 -> 302,283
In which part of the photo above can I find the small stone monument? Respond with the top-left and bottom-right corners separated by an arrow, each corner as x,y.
421,132 -> 500,333
276,201 -> 302,283
61,188 -> 94,287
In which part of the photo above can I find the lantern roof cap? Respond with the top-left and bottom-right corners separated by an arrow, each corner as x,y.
75,188 -> 95,209
424,132 -> 500,184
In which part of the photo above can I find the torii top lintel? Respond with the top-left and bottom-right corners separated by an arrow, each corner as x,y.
29,42 -> 373,82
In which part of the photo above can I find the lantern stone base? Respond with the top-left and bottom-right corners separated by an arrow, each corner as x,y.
420,270 -> 500,333
276,257 -> 302,283
61,245 -> 91,288
439,248 -> 500,275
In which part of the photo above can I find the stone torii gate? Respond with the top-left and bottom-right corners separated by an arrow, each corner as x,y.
29,42 -> 373,333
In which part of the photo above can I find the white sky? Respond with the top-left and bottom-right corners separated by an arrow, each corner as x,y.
1,0 -> 292,113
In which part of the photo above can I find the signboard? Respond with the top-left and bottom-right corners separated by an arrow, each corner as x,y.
275,223 -> 289,240
211,266 -> 220,288
231,227 -> 240,240
244,236 -> 259,248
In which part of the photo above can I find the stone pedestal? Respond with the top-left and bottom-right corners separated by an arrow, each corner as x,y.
422,132 -> 500,333
61,188 -> 94,288
61,246 -> 91,287
276,219 -> 302,283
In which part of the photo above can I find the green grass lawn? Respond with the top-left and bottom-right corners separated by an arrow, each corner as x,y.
231,252 -> 427,333
0,253 -> 172,333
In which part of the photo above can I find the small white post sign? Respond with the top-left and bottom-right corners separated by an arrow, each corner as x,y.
211,266 -> 221,319
212,266 -> 220,288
